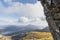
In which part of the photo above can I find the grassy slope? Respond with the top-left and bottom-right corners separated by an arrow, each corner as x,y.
22,32 -> 54,40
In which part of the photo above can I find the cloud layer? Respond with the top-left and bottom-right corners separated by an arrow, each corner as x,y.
0,0 -> 48,28
0,17 -> 48,28
0,1 -> 45,17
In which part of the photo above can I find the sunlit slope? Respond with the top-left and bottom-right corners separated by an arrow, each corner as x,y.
22,32 -> 54,40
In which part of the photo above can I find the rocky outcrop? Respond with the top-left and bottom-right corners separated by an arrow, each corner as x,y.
38,0 -> 60,40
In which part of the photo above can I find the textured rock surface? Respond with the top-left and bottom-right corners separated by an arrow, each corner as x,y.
38,0 -> 60,40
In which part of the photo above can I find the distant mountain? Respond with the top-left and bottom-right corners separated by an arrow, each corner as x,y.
0,25 -> 50,34
40,27 -> 50,32
0,25 -> 40,34
34,27 -> 50,32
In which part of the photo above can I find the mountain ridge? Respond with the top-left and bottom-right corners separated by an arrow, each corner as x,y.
0,25 -> 50,34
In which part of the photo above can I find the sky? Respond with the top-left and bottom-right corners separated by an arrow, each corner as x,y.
0,0 -> 48,28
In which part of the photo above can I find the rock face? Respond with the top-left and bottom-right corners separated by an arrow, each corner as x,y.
38,0 -> 60,40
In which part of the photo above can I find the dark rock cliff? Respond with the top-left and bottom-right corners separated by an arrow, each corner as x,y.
38,0 -> 60,40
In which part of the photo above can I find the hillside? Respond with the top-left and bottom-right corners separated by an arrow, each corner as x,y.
0,31 -> 54,40
20,32 -> 54,40
40,27 -> 50,32
0,25 -> 50,34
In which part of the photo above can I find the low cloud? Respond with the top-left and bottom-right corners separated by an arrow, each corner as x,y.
18,17 -> 48,27
18,17 -> 29,23
0,17 -> 48,27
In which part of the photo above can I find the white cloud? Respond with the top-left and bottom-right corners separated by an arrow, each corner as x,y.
1,1 -> 45,18
18,17 -> 48,27
18,17 -> 29,23
0,18 -> 17,25
0,16 -> 48,27
0,1 -> 48,28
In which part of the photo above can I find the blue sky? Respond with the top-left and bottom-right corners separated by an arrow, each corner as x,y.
1,0 -> 37,7
12,0 -> 37,3
0,0 -> 48,29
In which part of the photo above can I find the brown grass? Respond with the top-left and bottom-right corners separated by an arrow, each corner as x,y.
22,32 -> 54,40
